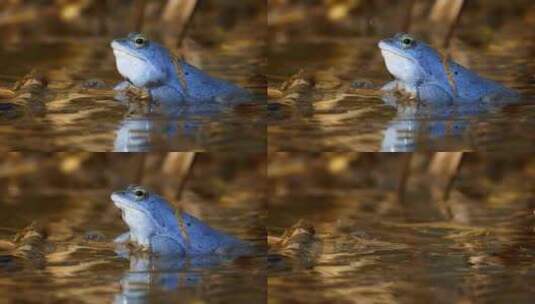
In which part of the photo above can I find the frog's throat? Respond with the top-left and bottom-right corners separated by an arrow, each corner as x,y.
113,200 -> 161,233
112,48 -> 147,63
112,197 -> 148,216
379,47 -> 416,65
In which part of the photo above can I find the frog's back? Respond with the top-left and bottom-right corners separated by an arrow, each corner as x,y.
450,61 -> 518,103
175,62 -> 250,103
180,212 -> 250,255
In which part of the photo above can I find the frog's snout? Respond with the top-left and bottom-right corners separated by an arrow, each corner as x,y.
378,40 -> 385,49
110,192 -> 123,203
110,38 -> 126,48
378,38 -> 394,50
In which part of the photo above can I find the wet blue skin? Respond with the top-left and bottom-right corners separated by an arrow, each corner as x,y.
110,33 -> 250,104
111,185 -> 252,256
378,33 -> 519,105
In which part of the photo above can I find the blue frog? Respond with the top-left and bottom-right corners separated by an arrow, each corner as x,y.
378,33 -> 519,105
111,33 -> 250,104
111,185 -> 253,256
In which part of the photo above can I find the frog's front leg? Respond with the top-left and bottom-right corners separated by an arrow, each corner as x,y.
380,80 -> 406,106
380,80 -> 400,92
113,81 -> 137,103
113,81 -> 132,91
382,81 -> 418,99
417,83 -> 453,105
114,232 -> 131,243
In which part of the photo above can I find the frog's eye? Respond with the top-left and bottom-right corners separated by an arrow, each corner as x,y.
134,36 -> 146,48
133,188 -> 147,200
401,36 -> 414,48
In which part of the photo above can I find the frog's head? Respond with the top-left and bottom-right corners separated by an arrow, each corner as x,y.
378,33 -> 440,85
111,33 -> 173,88
111,185 -> 176,234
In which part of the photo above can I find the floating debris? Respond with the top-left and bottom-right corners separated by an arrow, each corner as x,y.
0,222 -> 51,271
269,220 -> 321,269
84,230 -> 106,241
0,88 -> 15,99
0,70 -> 49,119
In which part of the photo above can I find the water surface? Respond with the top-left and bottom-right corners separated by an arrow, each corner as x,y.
0,190 -> 266,303
268,188 -> 535,303
268,36 -> 535,151
0,32 -> 266,152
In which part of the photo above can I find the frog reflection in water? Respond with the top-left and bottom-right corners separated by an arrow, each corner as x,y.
111,185 -> 252,256
378,33 -> 519,105
111,33 -> 250,104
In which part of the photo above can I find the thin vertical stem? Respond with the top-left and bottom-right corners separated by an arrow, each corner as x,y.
162,0 -> 198,47
401,0 -> 416,33
132,0 -> 147,32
